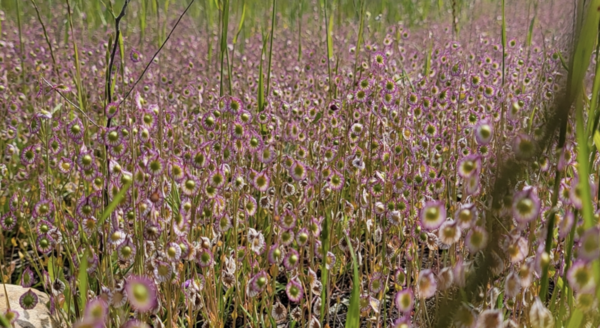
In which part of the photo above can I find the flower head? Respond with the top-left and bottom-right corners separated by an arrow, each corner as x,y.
19,289 -> 38,310
286,278 -> 304,303
417,269 -> 437,299
420,201 -> 446,231
512,188 -> 540,223
124,275 -> 158,312
394,288 -> 414,313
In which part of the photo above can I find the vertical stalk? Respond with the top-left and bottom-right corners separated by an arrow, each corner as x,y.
323,0 -> 333,99
265,0 -> 276,97
352,0 -> 366,86
297,0 -> 302,61
219,0 -> 230,96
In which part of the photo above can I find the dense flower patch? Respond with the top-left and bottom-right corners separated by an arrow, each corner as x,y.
0,0 -> 597,327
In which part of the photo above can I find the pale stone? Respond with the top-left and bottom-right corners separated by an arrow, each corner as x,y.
0,284 -> 57,328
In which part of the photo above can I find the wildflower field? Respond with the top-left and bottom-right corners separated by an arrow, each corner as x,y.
0,0 -> 599,327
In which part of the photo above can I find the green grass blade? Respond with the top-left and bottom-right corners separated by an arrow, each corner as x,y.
78,249 -> 89,309
501,0 -> 506,86
594,131 -> 600,150
140,0 -> 147,42
588,48 -> 600,133
118,32 -> 125,74
569,0 -> 600,102
0,314 -> 10,328
344,234 -> 360,328
265,0 -> 276,97
258,56 -> 264,111
567,308 -> 583,328
99,180 -> 132,226
574,90 -> 600,311
424,41 -> 432,78
526,15 -> 536,47
327,6 -> 334,61
233,0 -> 246,45
319,210 -> 332,323
258,35 -> 267,113
219,0 -> 230,96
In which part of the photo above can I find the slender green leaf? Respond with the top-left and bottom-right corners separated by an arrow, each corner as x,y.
594,131 -> 600,150
99,180 -> 132,226
257,44 -> 265,112
219,0 -> 230,96
424,41 -> 432,78
319,210 -> 331,322
574,90 -> 600,311
327,8 -> 334,61
557,51 -> 570,71
345,233 -> 360,328
501,0 -> 506,86
569,0 -> 600,102
78,249 -> 89,309
526,15 -> 536,47
589,51 -> 600,133
233,0 -> 246,45
0,314 -> 10,328
118,32 -> 125,73
265,0 -> 276,97
567,308 -> 584,328
312,112 -> 322,124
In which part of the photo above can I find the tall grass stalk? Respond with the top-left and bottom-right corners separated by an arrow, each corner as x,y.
344,233 -> 360,328
219,0 -> 230,97
265,0 -> 276,97
352,0 -> 366,86
323,0 -> 333,98
64,0 -> 85,112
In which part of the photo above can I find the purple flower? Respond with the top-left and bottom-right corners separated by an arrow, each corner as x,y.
420,201 -> 446,231
286,278 -> 304,303
512,187 -> 540,223
567,261 -> 595,293
130,49 -> 142,62
84,298 -> 108,323
474,120 -> 494,145
105,102 -> 119,118
196,248 -> 214,268
124,275 -> 158,313
466,226 -> 488,253
247,271 -> 269,297
417,269 -> 437,299
395,288 -> 414,313
283,248 -> 300,270
19,289 -> 38,309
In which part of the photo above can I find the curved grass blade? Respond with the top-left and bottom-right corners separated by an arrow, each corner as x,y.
319,210 -> 331,323
344,233 -> 360,328
567,308 -> 583,328
78,249 -> 89,309
0,314 -> 9,328
98,180 -> 132,226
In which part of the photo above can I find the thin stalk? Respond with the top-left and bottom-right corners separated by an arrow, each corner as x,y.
265,0 -> 276,97
29,0 -> 59,77
119,0 -> 196,106
219,0 -> 230,96
15,0 -> 23,60
352,0 -> 366,86
64,0 -> 85,112
539,168 -> 561,301
323,0 -> 333,98
297,0 -> 302,61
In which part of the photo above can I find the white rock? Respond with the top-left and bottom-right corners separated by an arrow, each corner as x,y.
0,284 -> 57,328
